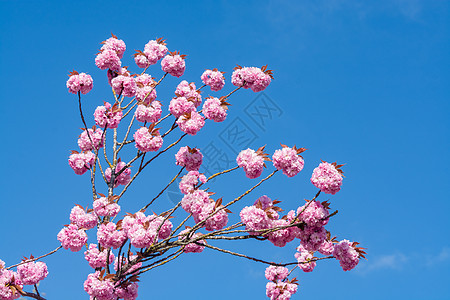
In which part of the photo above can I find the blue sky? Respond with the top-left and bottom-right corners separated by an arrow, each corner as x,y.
0,0 -> 449,299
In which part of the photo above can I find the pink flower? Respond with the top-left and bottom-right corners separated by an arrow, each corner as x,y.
134,52 -> 150,68
310,161 -> 343,195
202,97 -> 229,122
0,269 -> 22,300
83,271 -> 115,300
267,218 -> 296,247
175,146 -> 203,172
57,224 -> 87,252
144,39 -> 168,62
236,148 -> 268,179
133,127 -> 163,153
95,49 -> 121,71
181,189 -> 209,214
297,226 -> 328,252
169,97 -> 196,118
195,201 -> 229,231
231,66 -> 273,92
295,244 -> 316,272
272,146 -> 305,177
101,35 -> 126,59
97,222 -> 127,249
69,205 -> 97,229
17,261 -> 48,285
333,240 -> 360,271
266,280 -> 298,300
176,111 -> 205,135
84,244 -> 115,269
161,52 -> 186,77
179,171 -> 207,194
94,102 -> 123,129
105,161 -> 131,188
175,81 -> 202,107
126,214 -> 172,248
135,101 -> 162,123
201,69 -> 225,91
296,200 -> 329,228
240,205 -> 271,235
68,151 -> 95,175
115,282 -> 139,300
78,128 -> 104,151
135,74 -> 157,104
178,229 -> 206,253
93,197 -> 121,218
66,72 -> 93,94
111,75 -> 137,97
265,265 -> 289,281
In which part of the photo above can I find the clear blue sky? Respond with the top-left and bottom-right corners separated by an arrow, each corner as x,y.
0,1 -> 449,299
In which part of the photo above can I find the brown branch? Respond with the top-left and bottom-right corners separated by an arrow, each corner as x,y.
6,246 -> 62,270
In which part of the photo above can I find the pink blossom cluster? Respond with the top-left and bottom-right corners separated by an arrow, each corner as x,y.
135,101 -> 162,123
97,222 -> 127,249
135,74 -> 157,104
297,225 -> 328,252
107,67 -> 130,85
333,240 -> 360,271
95,49 -> 122,71
161,52 -> 186,77
105,161 -> 131,188
181,190 -> 229,231
84,244 -> 115,269
101,36 -> 126,59
231,66 -> 272,92
176,111 -> 205,135
175,81 -> 202,107
70,205 -> 97,229
111,75 -> 137,97
66,72 -> 93,94
272,147 -> 305,177
133,127 -> 163,153
95,36 -> 125,71
114,282 -> 139,300
68,151 -> 95,175
266,280 -> 298,300
78,128 -> 104,151
57,224 -> 88,252
236,148 -> 266,179
83,271 -> 115,300
16,261 -> 48,286
194,201 -> 229,231
0,269 -> 22,300
310,162 -> 343,195
295,244 -> 316,272
169,96 -> 196,118
179,171 -> 207,194
135,38 -> 168,68
122,212 -> 173,248
178,229 -> 206,253
202,97 -> 228,122
94,102 -> 123,129
265,265 -> 289,281
93,197 -> 121,218
175,146 -> 203,171
201,69 -> 225,91
240,205 -> 271,235
296,201 -> 329,228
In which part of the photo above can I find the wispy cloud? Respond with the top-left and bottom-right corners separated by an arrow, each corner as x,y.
356,246 -> 450,275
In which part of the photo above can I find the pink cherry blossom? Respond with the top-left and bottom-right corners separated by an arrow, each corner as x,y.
105,161 -> 131,188
133,127 -> 163,153
66,72 -> 93,94
111,75 -> 137,97
135,101 -> 162,123
57,224 -> 87,252
68,151 -> 95,175
202,97 -> 228,122
272,146 -> 305,177
17,261 -> 48,285
97,222 -> 127,249
161,52 -> 186,77
93,197 -> 121,218
84,244 -> 115,269
69,205 -> 97,229
95,49 -> 121,71
175,146 -> 203,172
201,69 -> 225,91
175,80 -> 202,107
311,161 -> 343,195
179,171 -> 207,194
176,111 -> 205,135
78,128 -> 104,151
83,271 -> 115,300
94,102 -> 123,129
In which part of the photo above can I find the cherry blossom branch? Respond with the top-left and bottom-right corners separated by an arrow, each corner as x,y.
140,167 -> 184,212
196,166 -> 239,189
77,91 -> 93,146
6,246 -> 62,270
